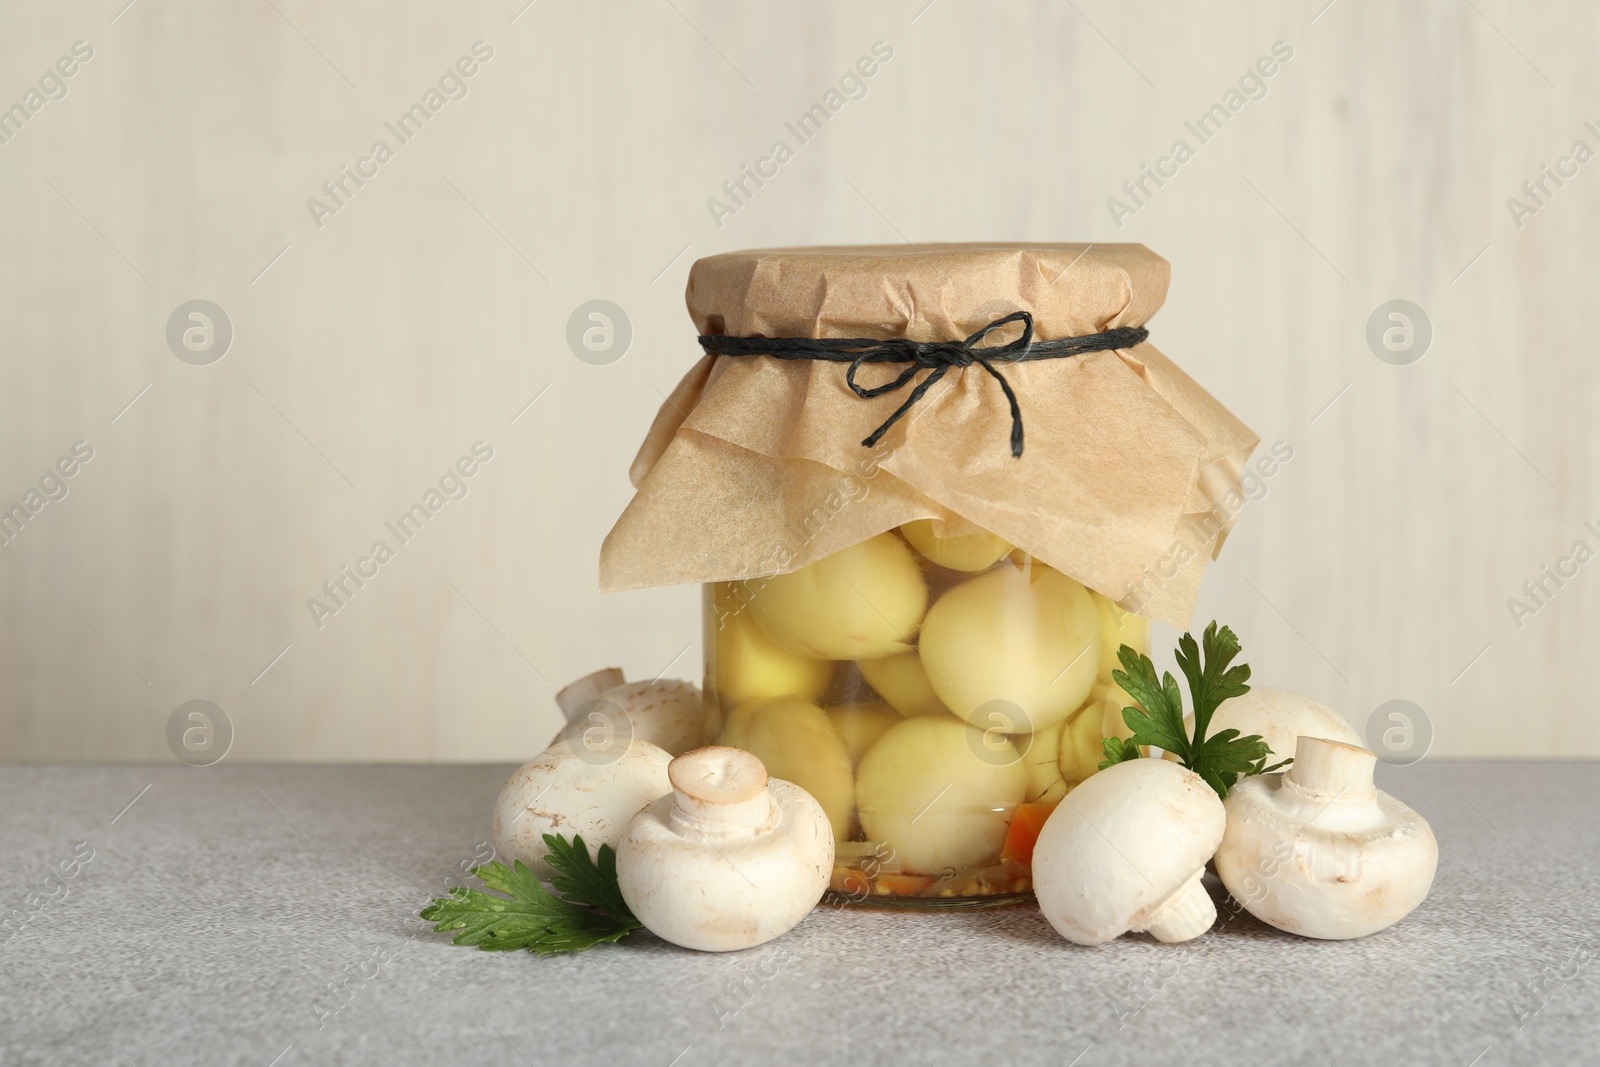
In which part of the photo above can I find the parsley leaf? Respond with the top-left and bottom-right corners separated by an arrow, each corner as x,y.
419,834 -> 641,956
1096,621 -> 1290,799
544,833 -> 633,920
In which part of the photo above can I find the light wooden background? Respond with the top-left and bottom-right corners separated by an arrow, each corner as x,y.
0,0 -> 1591,761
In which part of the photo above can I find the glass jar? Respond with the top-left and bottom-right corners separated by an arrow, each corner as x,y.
603,243 -> 1257,909
704,524 -> 1151,907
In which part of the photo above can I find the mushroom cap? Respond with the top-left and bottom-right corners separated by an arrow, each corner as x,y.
602,679 -> 715,756
1171,688 -> 1361,767
491,738 -> 672,880
1215,755 -> 1439,940
1089,591 -> 1150,684
547,678 -> 715,758
745,532 -> 928,660
857,651 -> 951,719
1022,720 -> 1068,803
918,564 -> 1101,731
855,716 -> 1028,873
827,701 -> 901,765
899,519 -> 1013,572
1057,700 -> 1108,784
711,585 -> 834,706
616,773 -> 833,952
1032,758 -> 1226,945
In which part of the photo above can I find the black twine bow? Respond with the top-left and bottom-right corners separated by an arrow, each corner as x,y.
697,311 -> 1148,458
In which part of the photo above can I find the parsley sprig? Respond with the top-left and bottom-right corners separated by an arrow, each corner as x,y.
419,834 -> 640,955
1098,621 -> 1291,799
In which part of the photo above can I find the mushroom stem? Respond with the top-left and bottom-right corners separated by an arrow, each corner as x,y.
556,668 -> 626,719
1284,736 -> 1377,801
667,747 -> 776,839
1142,870 -> 1217,943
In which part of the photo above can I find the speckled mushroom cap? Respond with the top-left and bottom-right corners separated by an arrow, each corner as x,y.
491,738 -> 672,881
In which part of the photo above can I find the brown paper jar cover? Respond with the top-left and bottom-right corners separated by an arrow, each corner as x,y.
600,243 -> 1257,627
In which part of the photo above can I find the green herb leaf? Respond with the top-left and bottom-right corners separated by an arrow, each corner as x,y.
1099,736 -> 1143,767
1096,621 -> 1289,799
1175,624 -> 1252,742
1111,644 -> 1190,759
419,834 -> 640,956
544,833 -> 633,923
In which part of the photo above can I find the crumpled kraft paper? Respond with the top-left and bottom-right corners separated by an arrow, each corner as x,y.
600,243 -> 1257,628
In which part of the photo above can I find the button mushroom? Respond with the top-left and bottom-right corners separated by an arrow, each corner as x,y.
550,669 -> 716,758
1056,700 -> 1108,785
1033,758 -> 1226,945
1023,721 -> 1069,803
827,701 -> 901,765
1090,681 -> 1139,742
857,651 -> 951,718
491,737 -> 672,880
710,584 -> 833,706
1164,687 -> 1362,768
899,519 -> 1013,572
917,563 -> 1101,732
1214,736 -> 1438,940
554,666 -> 626,711
616,746 -> 833,952
745,532 -> 928,660
854,716 -> 1028,873
1089,591 -> 1150,683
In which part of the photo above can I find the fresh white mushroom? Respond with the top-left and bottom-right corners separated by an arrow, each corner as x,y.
855,717 -> 1028,873
555,667 -> 625,714
1214,736 -> 1438,940
746,532 -> 928,660
918,563 -> 1101,731
491,737 -> 672,880
1164,687 -> 1361,767
616,746 -> 833,952
710,584 -> 833,706
1033,758 -> 1226,945
899,519 -> 1012,572
857,651 -> 951,718
549,669 -> 716,757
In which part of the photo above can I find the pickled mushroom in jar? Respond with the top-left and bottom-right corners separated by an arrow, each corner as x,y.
716,694 -> 854,841
1090,591 -> 1151,683
710,584 -> 833,707
918,563 -> 1102,732
827,701 -> 900,764
856,651 -> 951,719
855,717 -> 1028,874
1091,681 -> 1140,742
899,519 -> 1013,572
1058,701 -> 1107,784
1023,721 -> 1068,803
746,533 -> 928,660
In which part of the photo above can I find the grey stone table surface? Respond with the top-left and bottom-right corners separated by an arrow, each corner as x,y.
1,761 -> 1595,1067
